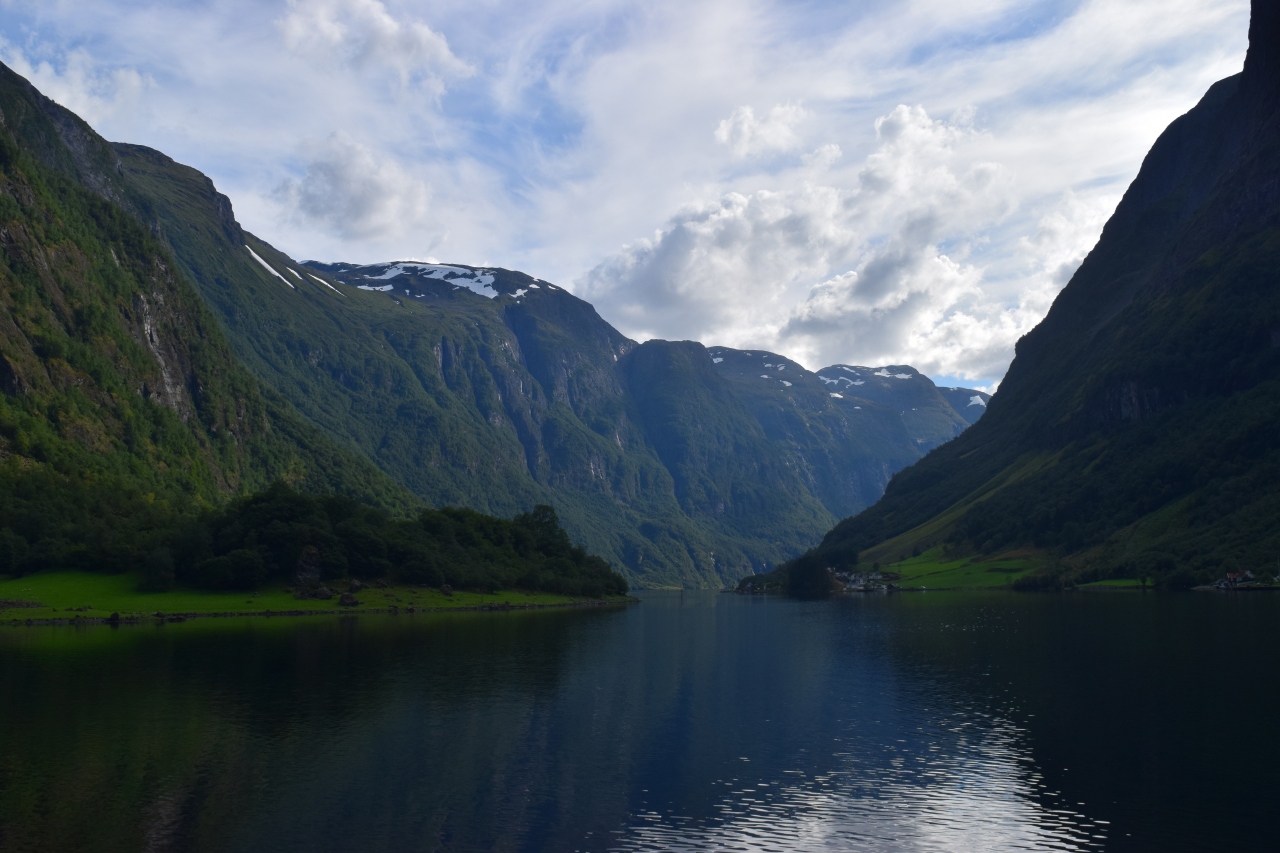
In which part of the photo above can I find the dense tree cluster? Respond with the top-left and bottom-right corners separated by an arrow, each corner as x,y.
155,484 -> 628,597
736,545 -> 856,598
0,470 -> 627,597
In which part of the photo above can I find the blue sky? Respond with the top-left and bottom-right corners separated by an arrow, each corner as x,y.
0,0 -> 1250,388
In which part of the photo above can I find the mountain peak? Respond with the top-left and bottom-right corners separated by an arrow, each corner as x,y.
1244,0 -> 1280,89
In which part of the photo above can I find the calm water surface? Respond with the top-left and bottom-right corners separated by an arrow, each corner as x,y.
1,590 -> 1277,852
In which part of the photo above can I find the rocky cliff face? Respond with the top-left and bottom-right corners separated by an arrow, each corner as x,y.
791,0 -> 1280,586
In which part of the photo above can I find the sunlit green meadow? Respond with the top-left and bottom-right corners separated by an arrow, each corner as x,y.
0,572 -> 627,623
881,548 -> 1042,589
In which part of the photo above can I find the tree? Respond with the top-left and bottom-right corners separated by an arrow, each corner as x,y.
786,554 -> 836,599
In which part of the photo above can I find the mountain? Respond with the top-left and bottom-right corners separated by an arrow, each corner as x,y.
105,147 -> 987,585
0,62 -> 418,573
936,386 -> 990,426
0,57 -> 990,588
783,0 -> 1280,589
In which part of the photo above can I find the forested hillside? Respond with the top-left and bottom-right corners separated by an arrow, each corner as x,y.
0,63 -> 414,576
112,149 -> 986,585
0,57 -> 989,588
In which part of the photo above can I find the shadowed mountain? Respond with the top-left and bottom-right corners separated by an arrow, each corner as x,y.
781,0 -> 1280,589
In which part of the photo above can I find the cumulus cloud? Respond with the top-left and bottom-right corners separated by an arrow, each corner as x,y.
277,0 -> 471,89
582,105 -> 1030,379
0,43 -> 153,129
0,0 -> 1248,382
273,133 -> 432,242
714,103 -> 807,158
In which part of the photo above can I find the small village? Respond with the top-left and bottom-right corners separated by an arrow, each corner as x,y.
1196,570 -> 1280,592
832,570 -> 901,593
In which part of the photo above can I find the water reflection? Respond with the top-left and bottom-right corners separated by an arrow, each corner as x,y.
0,591 -> 1276,852
609,595 -> 1104,852
617,713 -> 1104,852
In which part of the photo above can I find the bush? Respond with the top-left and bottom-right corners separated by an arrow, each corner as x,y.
786,554 -> 836,599
191,549 -> 265,591
139,546 -> 175,591
0,529 -> 28,576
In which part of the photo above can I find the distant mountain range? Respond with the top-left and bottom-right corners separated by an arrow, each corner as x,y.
782,0 -> 1280,589
0,63 -> 987,588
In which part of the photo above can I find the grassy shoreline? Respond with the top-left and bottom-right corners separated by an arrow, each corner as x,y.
0,572 -> 636,626
876,548 -> 1042,590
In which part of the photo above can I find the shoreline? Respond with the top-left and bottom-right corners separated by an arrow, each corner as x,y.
2,595 -> 639,628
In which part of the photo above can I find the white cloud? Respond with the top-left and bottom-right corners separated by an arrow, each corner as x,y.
802,143 -> 843,170
0,0 -> 1252,382
0,43 -> 153,129
273,132 -> 432,242
277,0 -> 471,90
714,103 -> 807,158
582,104 -> 1028,379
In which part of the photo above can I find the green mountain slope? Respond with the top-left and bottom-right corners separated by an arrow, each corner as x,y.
786,1 -> 1280,588
703,348 -> 935,519
0,63 -> 415,572
0,57 -> 991,588
105,146 -> 988,586
0,49 -> 994,590
106,145 -> 989,587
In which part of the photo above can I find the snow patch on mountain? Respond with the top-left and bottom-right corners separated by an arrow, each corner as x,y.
306,274 -> 344,296
969,395 -> 987,407
246,246 -> 295,289
363,263 -> 499,298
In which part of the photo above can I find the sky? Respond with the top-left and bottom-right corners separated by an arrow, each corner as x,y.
0,0 -> 1251,389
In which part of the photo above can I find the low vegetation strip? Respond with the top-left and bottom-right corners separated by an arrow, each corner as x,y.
2,482 -> 629,604
737,546 -> 1042,596
0,572 -> 633,625
886,549 -> 1041,589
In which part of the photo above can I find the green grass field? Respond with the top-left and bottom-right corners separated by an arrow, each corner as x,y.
0,572 -> 626,623
881,548 -> 1042,589
1077,578 -> 1148,589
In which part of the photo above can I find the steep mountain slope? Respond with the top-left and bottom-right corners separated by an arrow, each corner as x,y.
937,387 -> 990,426
108,139 -> 985,585
789,1 -> 1280,587
808,363 -> 977,449
0,62 -> 413,572
703,348 -> 940,518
